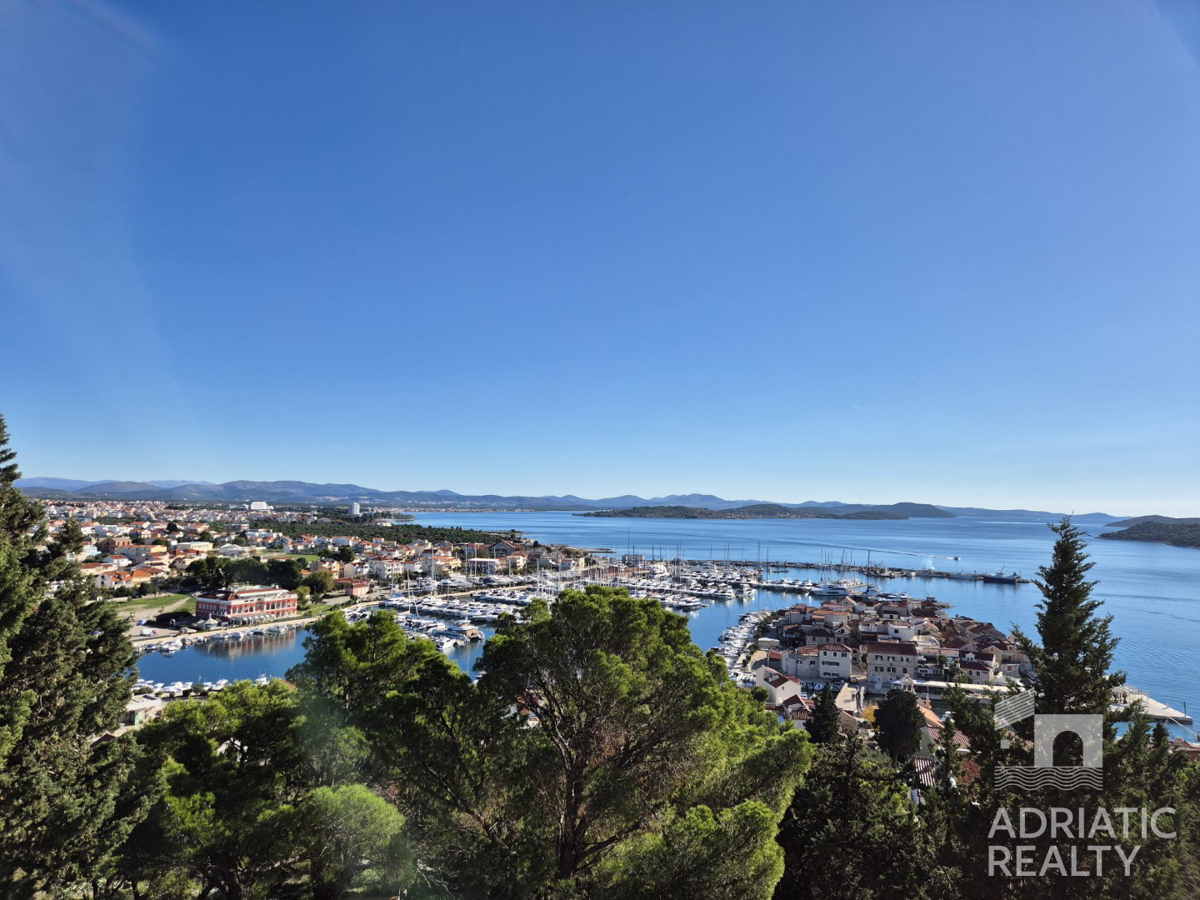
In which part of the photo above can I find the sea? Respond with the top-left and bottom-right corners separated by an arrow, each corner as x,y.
137,512 -> 1200,735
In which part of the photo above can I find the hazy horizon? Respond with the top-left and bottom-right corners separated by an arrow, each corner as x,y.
11,470 -> 1158,518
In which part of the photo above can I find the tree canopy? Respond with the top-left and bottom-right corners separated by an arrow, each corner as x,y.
291,586 -> 812,898
807,683 -> 842,746
874,689 -> 925,762
126,680 -> 411,899
0,415 -> 148,896
1015,516 -> 1125,718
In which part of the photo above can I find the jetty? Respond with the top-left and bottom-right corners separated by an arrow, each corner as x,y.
1113,686 -> 1193,726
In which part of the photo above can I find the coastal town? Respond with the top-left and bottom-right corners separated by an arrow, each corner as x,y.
36,496 -> 1195,764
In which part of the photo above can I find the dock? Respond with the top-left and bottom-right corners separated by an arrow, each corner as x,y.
630,558 -> 1034,585
1112,686 -> 1193,726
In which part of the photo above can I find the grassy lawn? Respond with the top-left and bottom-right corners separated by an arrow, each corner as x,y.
262,552 -> 321,564
109,593 -> 195,620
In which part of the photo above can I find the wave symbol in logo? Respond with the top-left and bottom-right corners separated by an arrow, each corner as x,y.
992,693 -> 1103,792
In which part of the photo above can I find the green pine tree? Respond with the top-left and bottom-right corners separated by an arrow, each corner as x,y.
127,680 -> 412,899
807,683 -> 842,745
0,415 -> 152,896
775,737 -> 927,900
875,688 -> 925,762
932,519 -> 1200,900
1014,517 -> 1125,718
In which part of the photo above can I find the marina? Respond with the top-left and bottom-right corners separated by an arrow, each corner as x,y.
133,513 -> 1200,735
136,574 -> 1196,734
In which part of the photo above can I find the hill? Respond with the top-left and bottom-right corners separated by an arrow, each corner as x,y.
1097,521 -> 1200,550
1104,515 -> 1200,528
938,506 -> 1118,521
15,477 -> 106,491
1099,520 -> 1200,549
830,502 -> 954,518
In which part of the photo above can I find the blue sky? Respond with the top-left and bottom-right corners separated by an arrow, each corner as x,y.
2,0 -> 1198,515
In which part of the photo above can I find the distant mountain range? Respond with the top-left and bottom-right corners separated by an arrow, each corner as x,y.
13,477 -> 1124,521
17,477 -> 216,492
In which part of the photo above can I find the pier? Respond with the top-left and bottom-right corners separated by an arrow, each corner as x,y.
671,558 -> 1032,584
1113,686 -> 1193,726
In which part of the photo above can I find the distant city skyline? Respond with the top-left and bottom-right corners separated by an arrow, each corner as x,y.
3,1 -> 1198,518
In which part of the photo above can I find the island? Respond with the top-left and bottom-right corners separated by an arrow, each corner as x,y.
1098,520 -> 1200,550
577,502 -> 952,520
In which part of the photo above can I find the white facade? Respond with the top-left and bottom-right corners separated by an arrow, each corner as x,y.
817,644 -> 853,681
863,642 -> 918,690
369,558 -> 407,580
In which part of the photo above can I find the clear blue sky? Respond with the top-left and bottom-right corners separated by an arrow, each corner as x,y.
2,0 -> 1198,515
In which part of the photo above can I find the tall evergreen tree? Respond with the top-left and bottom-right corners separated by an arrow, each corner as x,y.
775,737 -> 927,900
1014,517 -> 1124,718
929,520 -> 1200,900
0,415 -> 151,896
874,688 -> 924,762
807,683 -> 842,745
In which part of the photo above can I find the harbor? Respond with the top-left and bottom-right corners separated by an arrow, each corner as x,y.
134,558 -> 1195,729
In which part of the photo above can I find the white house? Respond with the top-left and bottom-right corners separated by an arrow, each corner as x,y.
817,643 -> 854,681
369,558 -> 408,581
756,667 -> 805,706
861,641 -> 919,691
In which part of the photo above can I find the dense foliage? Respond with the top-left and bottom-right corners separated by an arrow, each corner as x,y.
259,519 -> 512,545
122,681 -> 411,899
290,586 -> 812,898
874,688 -> 926,761
289,588 -> 811,897
775,737 -> 928,900
188,556 -> 307,591
806,683 -> 842,746
0,416 -> 149,896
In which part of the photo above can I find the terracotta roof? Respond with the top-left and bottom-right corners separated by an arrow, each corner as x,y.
819,643 -> 852,653
863,641 -> 918,657
1169,740 -> 1200,761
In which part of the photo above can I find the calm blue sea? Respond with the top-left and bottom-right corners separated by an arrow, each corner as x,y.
138,512 -> 1200,734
